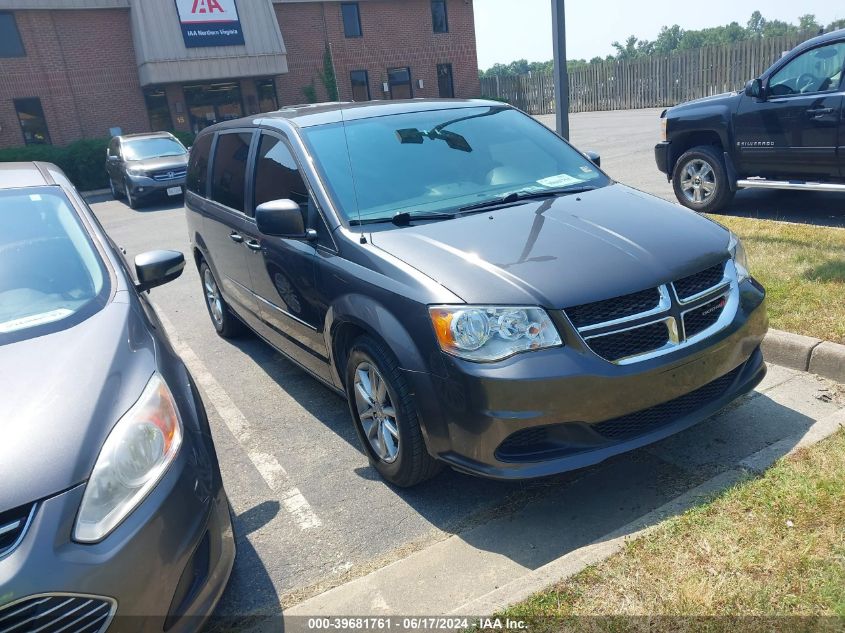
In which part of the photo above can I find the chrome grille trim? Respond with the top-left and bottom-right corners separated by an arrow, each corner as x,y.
673,260 -> 731,305
151,168 -> 187,182
0,503 -> 36,561
0,594 -> 116,633
569,260 -> 740,365
577,285 -> 673,334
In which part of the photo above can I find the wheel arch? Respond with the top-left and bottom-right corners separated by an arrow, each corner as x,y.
669,130 -> 725,174
326,295 -> 430,390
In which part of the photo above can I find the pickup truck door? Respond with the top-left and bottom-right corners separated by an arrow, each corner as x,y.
734,40 -> 845,179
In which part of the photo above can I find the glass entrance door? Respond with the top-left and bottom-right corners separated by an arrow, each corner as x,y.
184,82 -> 245,134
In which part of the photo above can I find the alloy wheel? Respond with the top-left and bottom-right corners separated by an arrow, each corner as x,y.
203,267 -> 224,326
679,158 -> 717,204
353,361 -> 400,463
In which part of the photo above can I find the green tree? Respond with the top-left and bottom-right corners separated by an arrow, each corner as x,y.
318,44 -> 338,101
747,10 -> 766,36
797,14 -> 820,33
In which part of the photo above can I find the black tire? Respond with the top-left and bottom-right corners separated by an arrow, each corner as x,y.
346,335 -> 442,487
109,177 -> 121,200
199,260 -> 244,338
672,145 -> 734,213
124,177 -> 140,210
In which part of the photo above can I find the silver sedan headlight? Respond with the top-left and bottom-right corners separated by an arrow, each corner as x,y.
74,373 -> 183,543
429,306 -> 562,362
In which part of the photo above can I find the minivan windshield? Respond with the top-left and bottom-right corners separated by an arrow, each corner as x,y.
0,187 -> 108,341
301,106 -> 611,222
123,137 -> 187,161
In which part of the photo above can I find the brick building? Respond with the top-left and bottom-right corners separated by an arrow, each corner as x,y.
0,0 -> 480,149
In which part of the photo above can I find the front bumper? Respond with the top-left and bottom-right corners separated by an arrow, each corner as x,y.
654,141 -> 671,175
407,280 -> 768,480
125,175 -> 186,199
0,440 -> 235,633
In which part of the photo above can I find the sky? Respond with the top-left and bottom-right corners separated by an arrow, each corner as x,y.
474,0 -> 845,70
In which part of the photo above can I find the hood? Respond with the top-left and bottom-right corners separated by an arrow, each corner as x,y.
668,91 -> 740,114
368,184 -> 730,308
0,296 -> 157,512
129,154 -> 188,172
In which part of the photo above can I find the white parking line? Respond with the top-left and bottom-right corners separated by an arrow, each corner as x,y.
154,307 -> 323,531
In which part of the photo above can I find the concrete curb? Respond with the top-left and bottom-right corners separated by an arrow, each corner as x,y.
451,407 -> 845,616
762,328 -> 845,383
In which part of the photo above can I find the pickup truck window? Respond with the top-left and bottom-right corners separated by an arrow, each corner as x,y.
769,42 -> 845,96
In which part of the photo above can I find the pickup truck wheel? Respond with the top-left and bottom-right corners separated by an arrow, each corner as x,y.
200,261 -> 244,338
346,336 -> 442,487
672,146 -> 734,213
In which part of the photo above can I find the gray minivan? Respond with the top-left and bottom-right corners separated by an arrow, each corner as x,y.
185,99 -> 768,487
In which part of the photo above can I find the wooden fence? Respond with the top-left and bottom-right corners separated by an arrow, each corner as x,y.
480,34 -> 811,114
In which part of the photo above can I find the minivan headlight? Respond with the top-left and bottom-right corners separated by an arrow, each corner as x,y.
728,232 -> 750,282
74,373 -> 182,543
429,306 -> 562,362
125,166 -> 146,177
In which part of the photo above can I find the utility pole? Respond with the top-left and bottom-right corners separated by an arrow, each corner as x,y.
551,0 -> 570,139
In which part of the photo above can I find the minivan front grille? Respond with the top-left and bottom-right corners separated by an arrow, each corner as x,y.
673,261 -> 727,301
151,168 -> 187,182
0,595 -> 114,633
0,503 -> 35,558
564,260 -> 738,364
683,295 -> 728,338
564,287 -> 661,329
586,321 -> 670,363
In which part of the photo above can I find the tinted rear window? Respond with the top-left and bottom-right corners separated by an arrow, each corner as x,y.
0,187 -> 109,344
186,133 -> 213,195
211,132 -> 252,212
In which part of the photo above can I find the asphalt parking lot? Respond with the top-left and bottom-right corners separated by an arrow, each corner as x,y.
87,107 -> 845,619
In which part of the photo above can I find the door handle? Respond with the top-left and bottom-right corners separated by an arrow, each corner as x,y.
229,232 -> 244,243
806,107 -> 834,117
246,239 -> 262,252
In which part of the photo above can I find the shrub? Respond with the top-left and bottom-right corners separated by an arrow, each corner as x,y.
302,84 -> 318,104
0,138 -> 110,191
173,130 -> 195,148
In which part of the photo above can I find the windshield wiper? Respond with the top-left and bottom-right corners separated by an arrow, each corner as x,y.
348,211 -> 458,227
459,185 -> 598,213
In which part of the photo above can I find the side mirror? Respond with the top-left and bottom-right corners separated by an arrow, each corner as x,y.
134,250 -> 185,292
256,199 -> 317,240
745,78 -> 765,100
107,155 -> 120,163
585,151 -> 601,167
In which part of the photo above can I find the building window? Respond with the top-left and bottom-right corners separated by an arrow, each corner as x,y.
0,12 -> 25,57
184,82 -> 244,134
387,67 -> 413,100
431,0 -> 448,33
437,64 -> 454,98
144,88 -> 174,132
256,79 -> 279,113
14,98 -> 51,145
341,3 -> 362,38
350,70 -> 370,102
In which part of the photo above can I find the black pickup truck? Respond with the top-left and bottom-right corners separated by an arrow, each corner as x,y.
655,28 -> 845,212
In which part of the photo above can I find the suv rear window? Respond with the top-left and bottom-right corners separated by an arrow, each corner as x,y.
0,187 -> 109,343
211,132 -> 252,213
186,133 -> 213,195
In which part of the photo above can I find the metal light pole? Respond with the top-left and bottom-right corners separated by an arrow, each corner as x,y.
551,0 -> 570,139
